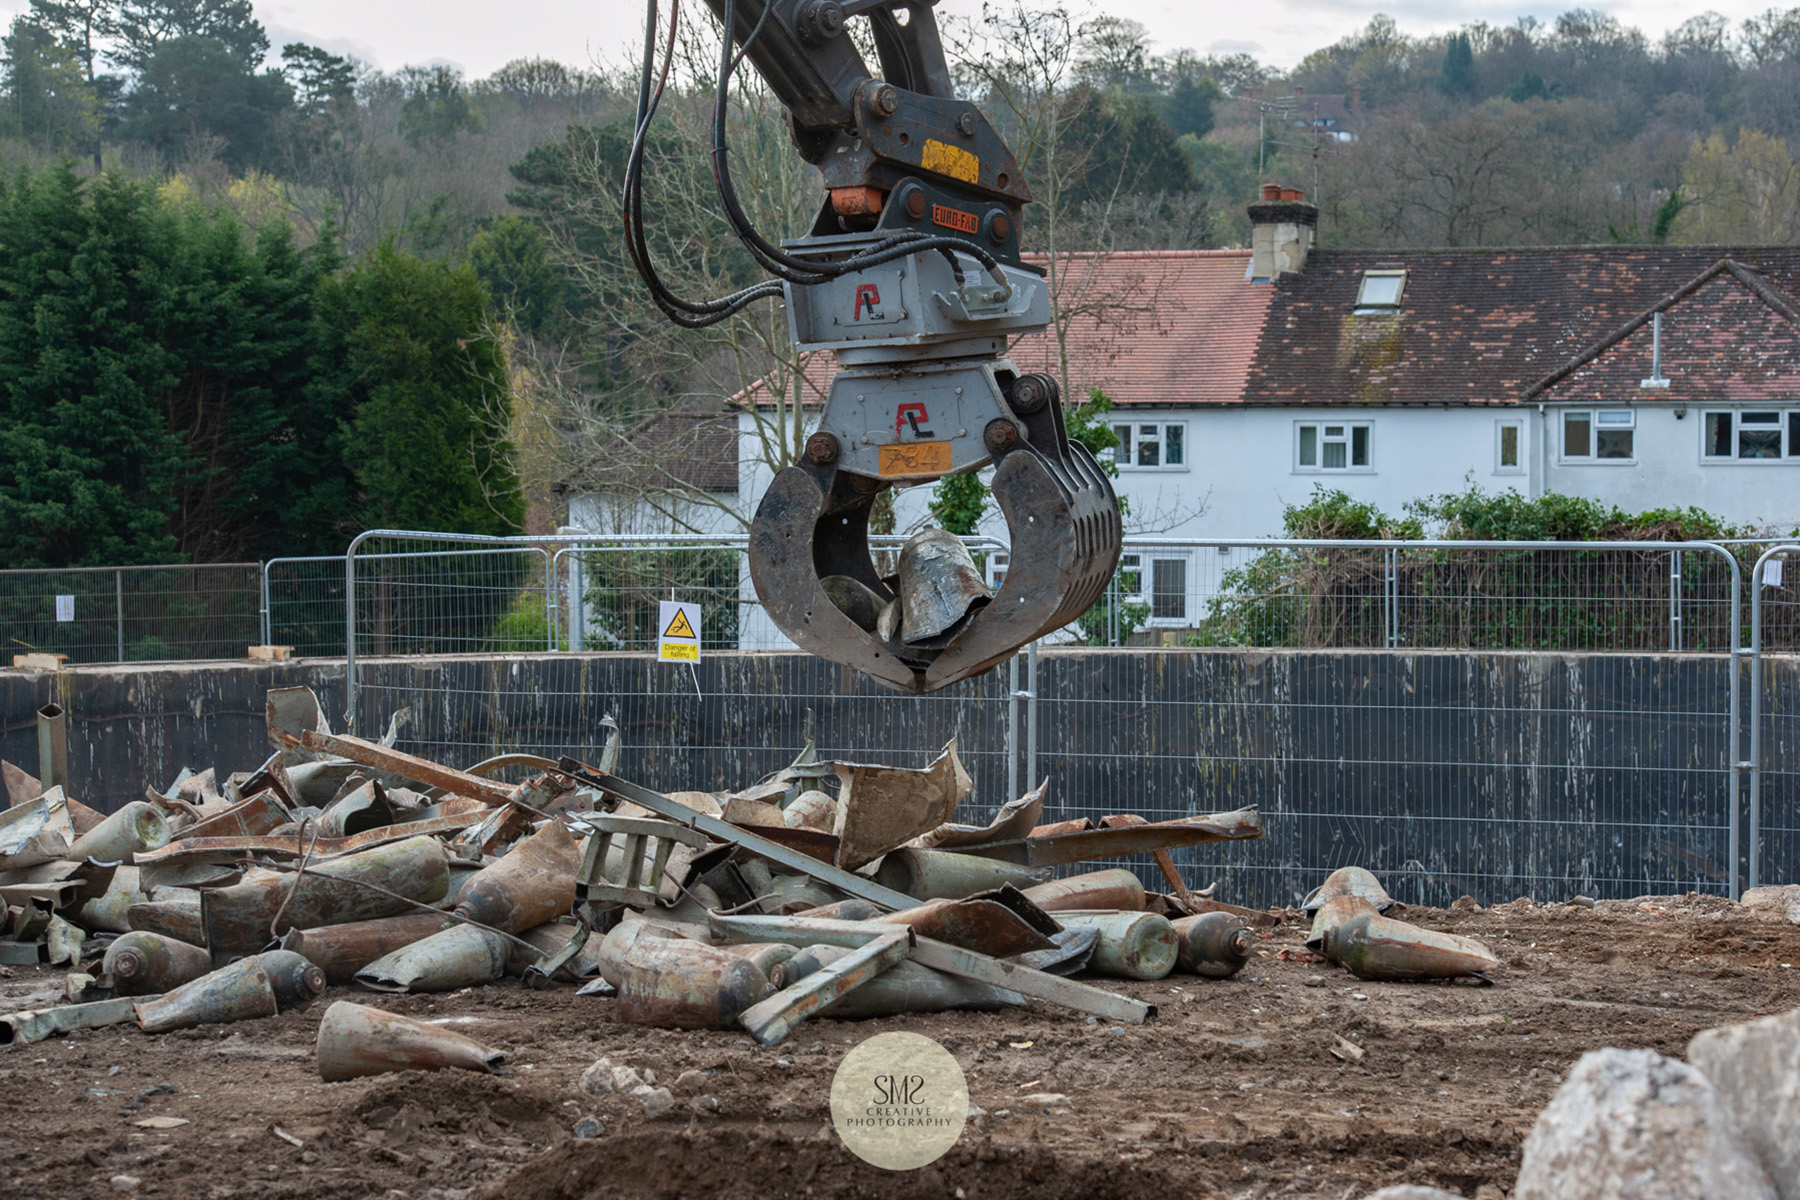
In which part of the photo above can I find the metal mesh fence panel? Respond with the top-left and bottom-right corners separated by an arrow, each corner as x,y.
347,535 -> 1019,805
348,537 -> 552,659
263,557 -> 349,657
0,564 -> 260,663
1118,540 -> 1743,651
329,532 -> 1749,907
1033,648 -> 1737,909
1753,546 -> 1800,889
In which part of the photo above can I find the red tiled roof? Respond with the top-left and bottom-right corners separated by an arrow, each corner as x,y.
1011,251 -> 1263,407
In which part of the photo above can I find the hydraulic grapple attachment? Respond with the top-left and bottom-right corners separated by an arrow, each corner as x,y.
748,239 -> 1121,694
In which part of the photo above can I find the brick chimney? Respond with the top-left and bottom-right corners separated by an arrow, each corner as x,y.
1248,186 -> 1318,281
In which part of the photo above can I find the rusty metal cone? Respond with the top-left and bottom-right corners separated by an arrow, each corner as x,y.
76,867 -> 145,934
874,848 -> 1051,900
1054,910 -> 1178,980
1306,894 -> 1381,947
315,1000 -> 507,1082
898,529 -> 993,647
200,834 -> 450,955
354,923 -> 509,994
67,801 -> 171,865
1321,911 -> 1500,982
616,937 -> 772,1030
134,955 -> 279,1033
454,820 -> 580,934
1171,912 -> 1252,979
285,912 -> 457,983
1301,866 -> 1395,915
103,932 -> 214,997
260,949 -> 328,1010
778,945 -> 1022,1016
125,894 -> 207,946
1021,868 -> 1147,913
595,919 -> 688,987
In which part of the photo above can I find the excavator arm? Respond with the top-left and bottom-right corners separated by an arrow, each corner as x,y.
630,0 -> 1122,692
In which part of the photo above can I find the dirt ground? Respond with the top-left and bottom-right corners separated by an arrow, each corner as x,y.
2,895 -> 1797,1200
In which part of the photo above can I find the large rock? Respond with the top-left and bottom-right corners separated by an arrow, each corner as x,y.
1513,1048 -> 1775,1200
1689,1008 -> 1800,1200
1740,885 -> 1800,924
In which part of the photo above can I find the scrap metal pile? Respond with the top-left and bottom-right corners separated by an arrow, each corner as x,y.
0,687 -> 1279,1069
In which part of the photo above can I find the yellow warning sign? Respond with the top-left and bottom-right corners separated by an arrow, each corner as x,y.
657,599 -> 703,664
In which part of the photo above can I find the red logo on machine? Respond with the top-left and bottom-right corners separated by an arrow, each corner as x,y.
853,284 -> 881,321
894,402 -> 935,438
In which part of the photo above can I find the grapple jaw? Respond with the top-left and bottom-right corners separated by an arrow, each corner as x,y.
748,370 -> 1122,695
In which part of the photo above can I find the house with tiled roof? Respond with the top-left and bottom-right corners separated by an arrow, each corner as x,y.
572,191 -> 1800,639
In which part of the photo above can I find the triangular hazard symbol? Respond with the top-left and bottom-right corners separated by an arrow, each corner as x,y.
663,608 -> 697,639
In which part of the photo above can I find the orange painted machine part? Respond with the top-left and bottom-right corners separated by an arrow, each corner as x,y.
829,186 -> 888,216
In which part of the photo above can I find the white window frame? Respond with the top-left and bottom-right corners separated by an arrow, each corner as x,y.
1560,409 -> 1636,464
1294,419 -> 1374,473
1495,418 -> 1525,474
1701,409 -> 1800,462
1118,551 -> 1193,628
1109,421 -> 1187,471
1355,270 -> 1406,311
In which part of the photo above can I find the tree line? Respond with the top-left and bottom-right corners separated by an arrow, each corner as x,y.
12,2 -> 1800,566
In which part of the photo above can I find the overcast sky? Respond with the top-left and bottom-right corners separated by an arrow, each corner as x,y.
0,0 -> 1780,76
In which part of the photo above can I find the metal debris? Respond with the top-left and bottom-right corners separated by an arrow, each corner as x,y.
315,1000 -> 507,1082
0,684 -> 1277,1063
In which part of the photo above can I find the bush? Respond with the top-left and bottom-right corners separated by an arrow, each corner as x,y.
1192,485 -> 1751,650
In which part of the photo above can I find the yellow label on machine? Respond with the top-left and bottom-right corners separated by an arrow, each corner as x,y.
879,440 -> 954,477
920,139 -> 979,184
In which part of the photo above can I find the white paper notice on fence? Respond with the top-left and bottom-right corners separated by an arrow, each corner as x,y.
1766,558 -> 1785,588
54,595 -> 74,622
657,600 -> 702,662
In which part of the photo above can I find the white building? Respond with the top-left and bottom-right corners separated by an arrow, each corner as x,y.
574,203 -> 1800,642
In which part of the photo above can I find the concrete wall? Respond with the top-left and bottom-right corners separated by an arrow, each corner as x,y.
4,647 -> 1791,908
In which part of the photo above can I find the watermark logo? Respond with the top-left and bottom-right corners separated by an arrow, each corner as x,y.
829,1031 -> 968,1170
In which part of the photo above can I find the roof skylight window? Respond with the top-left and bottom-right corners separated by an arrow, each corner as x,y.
1355,270 -> 1406,310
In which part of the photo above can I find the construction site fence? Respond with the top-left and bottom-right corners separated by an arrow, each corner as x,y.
6,531 -> 1800,906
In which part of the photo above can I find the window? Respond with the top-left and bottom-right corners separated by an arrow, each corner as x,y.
1356,270 -> 1405,309
1151,559 -> 1187,621
1296,421 -> 1372,471
1703,410 -> 1800,460
1496,420 -> 1523,472
1562,410 -> 1634,461
1109,422 -> 1186,469
1116,553 -> 1190,625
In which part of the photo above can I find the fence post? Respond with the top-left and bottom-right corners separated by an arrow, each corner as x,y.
1670,549 -> 1682,652
1007,654 -> 1020,804
1026,639 -> 1039,790
345,535 -> 363,733
540,548 -> 555,653
115,569 -> 124,662
1383,548 -> 1397,648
